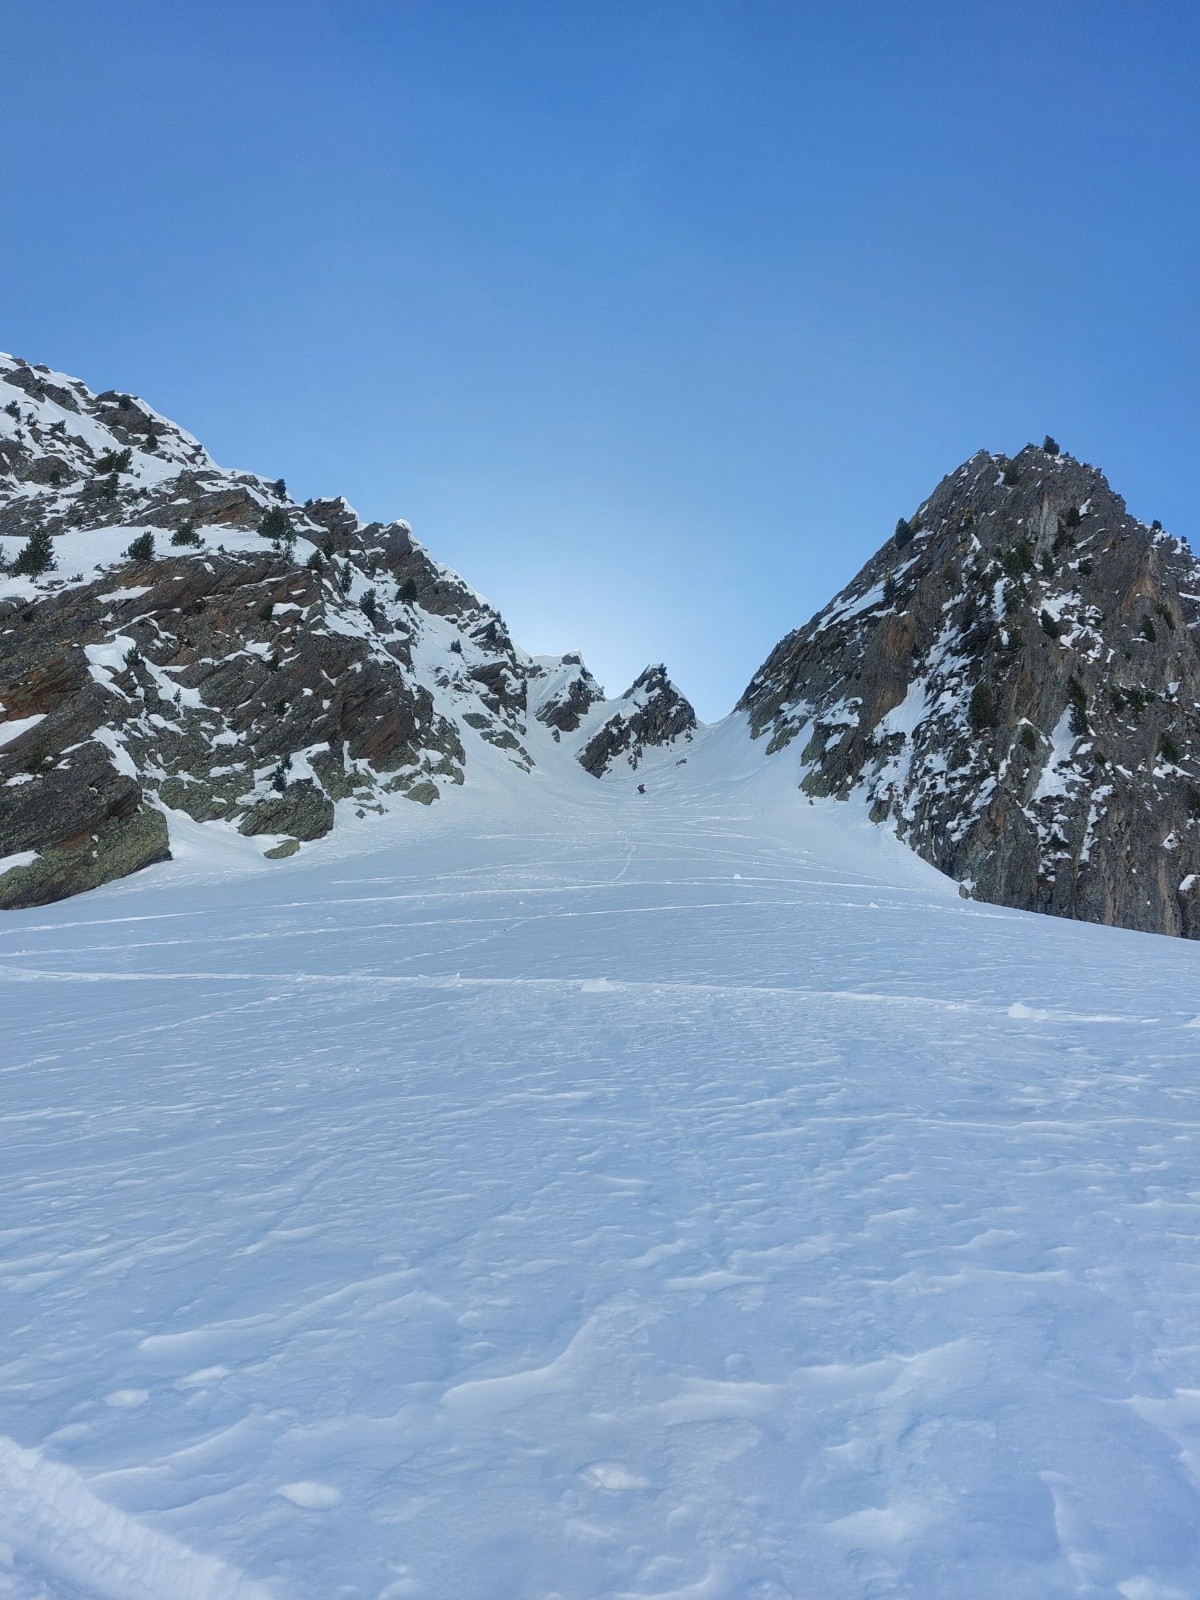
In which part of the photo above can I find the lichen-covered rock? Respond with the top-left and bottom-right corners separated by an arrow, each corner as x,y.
0,538 -> 465,846
0,805 -> 169,909
239,781 -> 335,841
740,444 -> 1200,938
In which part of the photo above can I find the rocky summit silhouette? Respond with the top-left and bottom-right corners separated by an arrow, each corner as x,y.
741,442 -> 1200,938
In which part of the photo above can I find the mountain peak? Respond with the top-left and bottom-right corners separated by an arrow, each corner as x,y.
741,443 -> 1200,936
7,354 -> 1198,941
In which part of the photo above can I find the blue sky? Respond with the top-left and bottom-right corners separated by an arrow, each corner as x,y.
3,1 -> 1197,718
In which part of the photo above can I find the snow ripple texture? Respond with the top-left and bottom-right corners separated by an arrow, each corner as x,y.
2,722 -> 1200,1599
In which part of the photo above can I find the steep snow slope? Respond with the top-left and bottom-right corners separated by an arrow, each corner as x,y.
3,724 -> 1200,1599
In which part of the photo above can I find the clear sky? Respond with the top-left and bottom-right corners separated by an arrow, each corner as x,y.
3,1 -> 1197,718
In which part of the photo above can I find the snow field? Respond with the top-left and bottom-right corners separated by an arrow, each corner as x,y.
2,731 -> 1200,1598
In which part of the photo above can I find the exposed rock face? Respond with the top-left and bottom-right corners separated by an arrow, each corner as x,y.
0,780 -> 169,911
741,444 -> 1200,937
0,354 -> 696,906
577,665 -> 697,777
0,515 -> 477,907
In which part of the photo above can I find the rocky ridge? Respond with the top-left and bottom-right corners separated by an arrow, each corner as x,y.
0,355 -> 696,907
576,665 -> 697,777
741,442 -> 1200,937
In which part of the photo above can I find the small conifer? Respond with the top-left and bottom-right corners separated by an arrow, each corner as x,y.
259,506 -> 293,543
1039,609 -> 1061,639
969,681 -> 998,731
12,525 -> 55,576
1067,676 -> 1088,736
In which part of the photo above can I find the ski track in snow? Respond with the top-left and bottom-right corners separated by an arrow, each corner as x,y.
2,727 -> 1200,1599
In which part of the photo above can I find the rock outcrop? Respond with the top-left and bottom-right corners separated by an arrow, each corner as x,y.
741,443 -> 1200,937
527,653 -> 606,736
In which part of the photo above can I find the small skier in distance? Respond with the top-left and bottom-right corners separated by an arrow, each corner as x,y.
637,783 -> 646,795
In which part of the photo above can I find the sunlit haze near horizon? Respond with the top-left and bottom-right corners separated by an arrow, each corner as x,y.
3,0 -> 1197,718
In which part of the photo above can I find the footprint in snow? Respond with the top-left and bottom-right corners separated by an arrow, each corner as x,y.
278,1481 -> 342,1510
176,1365 -> 229,1390
581,1462 -> 649,1491
104,1389 -> 149,1409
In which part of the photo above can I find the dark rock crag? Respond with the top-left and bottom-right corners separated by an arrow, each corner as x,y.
741,444 -> 1200,938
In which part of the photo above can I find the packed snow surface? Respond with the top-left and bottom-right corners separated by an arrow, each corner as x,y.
3,721 -> 1200,1599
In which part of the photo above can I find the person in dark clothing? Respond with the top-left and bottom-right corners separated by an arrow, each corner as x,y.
637,783 -> 646,795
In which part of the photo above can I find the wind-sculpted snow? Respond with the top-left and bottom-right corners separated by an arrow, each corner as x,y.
3,727 -> 1200,1598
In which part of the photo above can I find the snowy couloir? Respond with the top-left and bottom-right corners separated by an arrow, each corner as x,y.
4,357 -> 1200,941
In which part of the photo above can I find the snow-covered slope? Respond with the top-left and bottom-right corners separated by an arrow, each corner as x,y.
0,355 -> 695,907
3,726 -> 1200,1599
